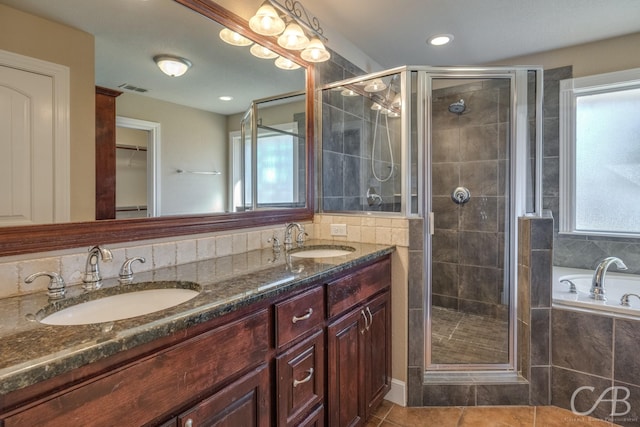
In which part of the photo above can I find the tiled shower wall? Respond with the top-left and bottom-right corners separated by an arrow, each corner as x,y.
430,79 -> 510,320
321,88 -> 402,212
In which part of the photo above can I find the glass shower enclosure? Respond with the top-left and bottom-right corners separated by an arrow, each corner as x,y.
320,66 -> 542,372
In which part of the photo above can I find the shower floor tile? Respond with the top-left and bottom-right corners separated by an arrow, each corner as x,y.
431,306 -> 509,364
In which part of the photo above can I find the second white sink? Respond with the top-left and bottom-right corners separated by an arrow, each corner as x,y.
40,287 -> 200,326
289,246 -> 355,258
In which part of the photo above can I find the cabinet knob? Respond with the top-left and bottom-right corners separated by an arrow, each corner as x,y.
293,368 -> 314,387
292,308 -> 313,323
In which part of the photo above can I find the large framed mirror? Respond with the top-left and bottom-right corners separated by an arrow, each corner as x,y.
0,0 -> 314,256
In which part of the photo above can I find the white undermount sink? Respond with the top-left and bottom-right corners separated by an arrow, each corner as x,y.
39,287 -> 200,326
289,246 -> 355,258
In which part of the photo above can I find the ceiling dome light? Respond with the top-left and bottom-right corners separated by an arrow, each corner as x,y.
277,23 -> 309,50
300,37 -> 330,62
219,28 -> 253,46
274,56 -> 301,70
427,34 -> 454,46
153,55 -> 192,77
249,3 -> 286,36
250,44 -> 278,59
364,78 -> 387,93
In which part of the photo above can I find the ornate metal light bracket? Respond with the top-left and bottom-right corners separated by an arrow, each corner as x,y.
270,0 -> 328,42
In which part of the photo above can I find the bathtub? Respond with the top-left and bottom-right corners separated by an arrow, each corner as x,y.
552,266 -> 640,318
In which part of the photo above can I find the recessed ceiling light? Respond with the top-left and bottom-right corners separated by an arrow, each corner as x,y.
427,34 -> 454,46
219,96 -> 233,101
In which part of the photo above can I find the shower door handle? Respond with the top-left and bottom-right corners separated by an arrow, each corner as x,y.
451,187 -> 471,205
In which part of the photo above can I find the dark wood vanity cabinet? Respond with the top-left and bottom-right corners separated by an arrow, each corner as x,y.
326,259 -> 392,426
0,255 -> 391,427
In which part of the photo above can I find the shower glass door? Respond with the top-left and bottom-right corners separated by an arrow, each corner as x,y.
427,75 -> 513,368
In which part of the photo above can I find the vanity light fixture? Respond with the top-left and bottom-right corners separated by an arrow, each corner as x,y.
250,44 -> 279,59
153,55 -> 192,77
301,36 -> 330,62
219,28 -> 253,46
248,0 -> 330,62
277,22 -> 309,50
249,2 -> 286,36
427,34 -> 454,46
275,56 -> 301,70
371,102 -> 383,111
364,78 -> 387,93
340,88 -> 358,97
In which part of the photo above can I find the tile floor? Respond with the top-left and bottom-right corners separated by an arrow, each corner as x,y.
431,306 -> 509,364
366,400 -> 622,426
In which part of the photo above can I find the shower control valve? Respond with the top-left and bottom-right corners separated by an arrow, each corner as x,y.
451,186 -> 471,205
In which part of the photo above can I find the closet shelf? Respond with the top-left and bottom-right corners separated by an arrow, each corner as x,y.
116,144 -> 147,152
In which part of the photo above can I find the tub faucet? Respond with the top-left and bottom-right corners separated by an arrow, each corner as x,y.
83,245 -> 113,290
591,256 -> 627,301
620,293 -> 640,307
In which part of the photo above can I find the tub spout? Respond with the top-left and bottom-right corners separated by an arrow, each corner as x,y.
620,293 -> 640,307
591,257 -> 627,301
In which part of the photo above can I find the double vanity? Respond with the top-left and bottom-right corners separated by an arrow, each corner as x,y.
0,241 -> 394,426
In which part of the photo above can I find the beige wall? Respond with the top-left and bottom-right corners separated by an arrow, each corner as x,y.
494,32 -> 640,76
0,4 -> 95,222
117,92 -> 228,215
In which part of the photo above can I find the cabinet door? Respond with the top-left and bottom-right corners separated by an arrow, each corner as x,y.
276,330 -> 324,426
327,308 -> 365,427
177,364 -> 270,427
363,291 -> 391,419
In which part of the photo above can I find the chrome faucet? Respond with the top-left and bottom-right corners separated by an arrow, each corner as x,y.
284,223 -> 306,248
620,293 -> 640,307
591,256 -> 627,301
83,245 -> 113,290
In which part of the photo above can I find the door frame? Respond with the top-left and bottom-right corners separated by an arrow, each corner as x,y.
116,116 -> 161,217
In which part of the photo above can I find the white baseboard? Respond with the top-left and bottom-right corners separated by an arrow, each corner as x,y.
384,378 -> 406,406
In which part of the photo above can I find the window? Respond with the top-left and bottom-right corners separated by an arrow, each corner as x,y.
560,68 -> 640,237
229,122 -> 300,211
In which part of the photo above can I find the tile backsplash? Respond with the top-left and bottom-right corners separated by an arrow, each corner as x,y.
0,214 -> 409,299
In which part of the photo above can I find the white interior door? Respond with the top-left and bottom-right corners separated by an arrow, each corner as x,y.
0,65 -> 55,225
0,50 -> 69,226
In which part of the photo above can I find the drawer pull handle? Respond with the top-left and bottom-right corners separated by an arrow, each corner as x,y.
293,368 -> 314,387
185,419 -> 193,427
366,306 -> 373,331
292,308 -> 313,323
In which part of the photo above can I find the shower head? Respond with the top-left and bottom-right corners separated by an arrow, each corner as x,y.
448,99 -> 466,114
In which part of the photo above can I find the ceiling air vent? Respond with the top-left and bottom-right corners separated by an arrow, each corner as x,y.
118,83 -> 148,93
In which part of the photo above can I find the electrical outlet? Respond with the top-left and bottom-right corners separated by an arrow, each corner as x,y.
330,223 -> 347,236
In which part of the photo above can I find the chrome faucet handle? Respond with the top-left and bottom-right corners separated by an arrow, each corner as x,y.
620,293 -> 640,307
560,279 -> 577,294
268,235 -> 281,252
119,257 -> 146,283
25,271 -> 66,299
296,230 -> 308,245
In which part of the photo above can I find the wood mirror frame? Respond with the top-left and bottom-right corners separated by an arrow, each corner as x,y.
0,0 -> 315,257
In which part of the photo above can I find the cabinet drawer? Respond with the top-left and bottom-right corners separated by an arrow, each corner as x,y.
275,286 -> 324,348
177,364 -> 270,427
326,257 -> 391,318
276,330 -> 324,427
3,309 -> 269,427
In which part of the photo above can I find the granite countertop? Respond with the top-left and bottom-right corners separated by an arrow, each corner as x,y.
0,240 -> 394,397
